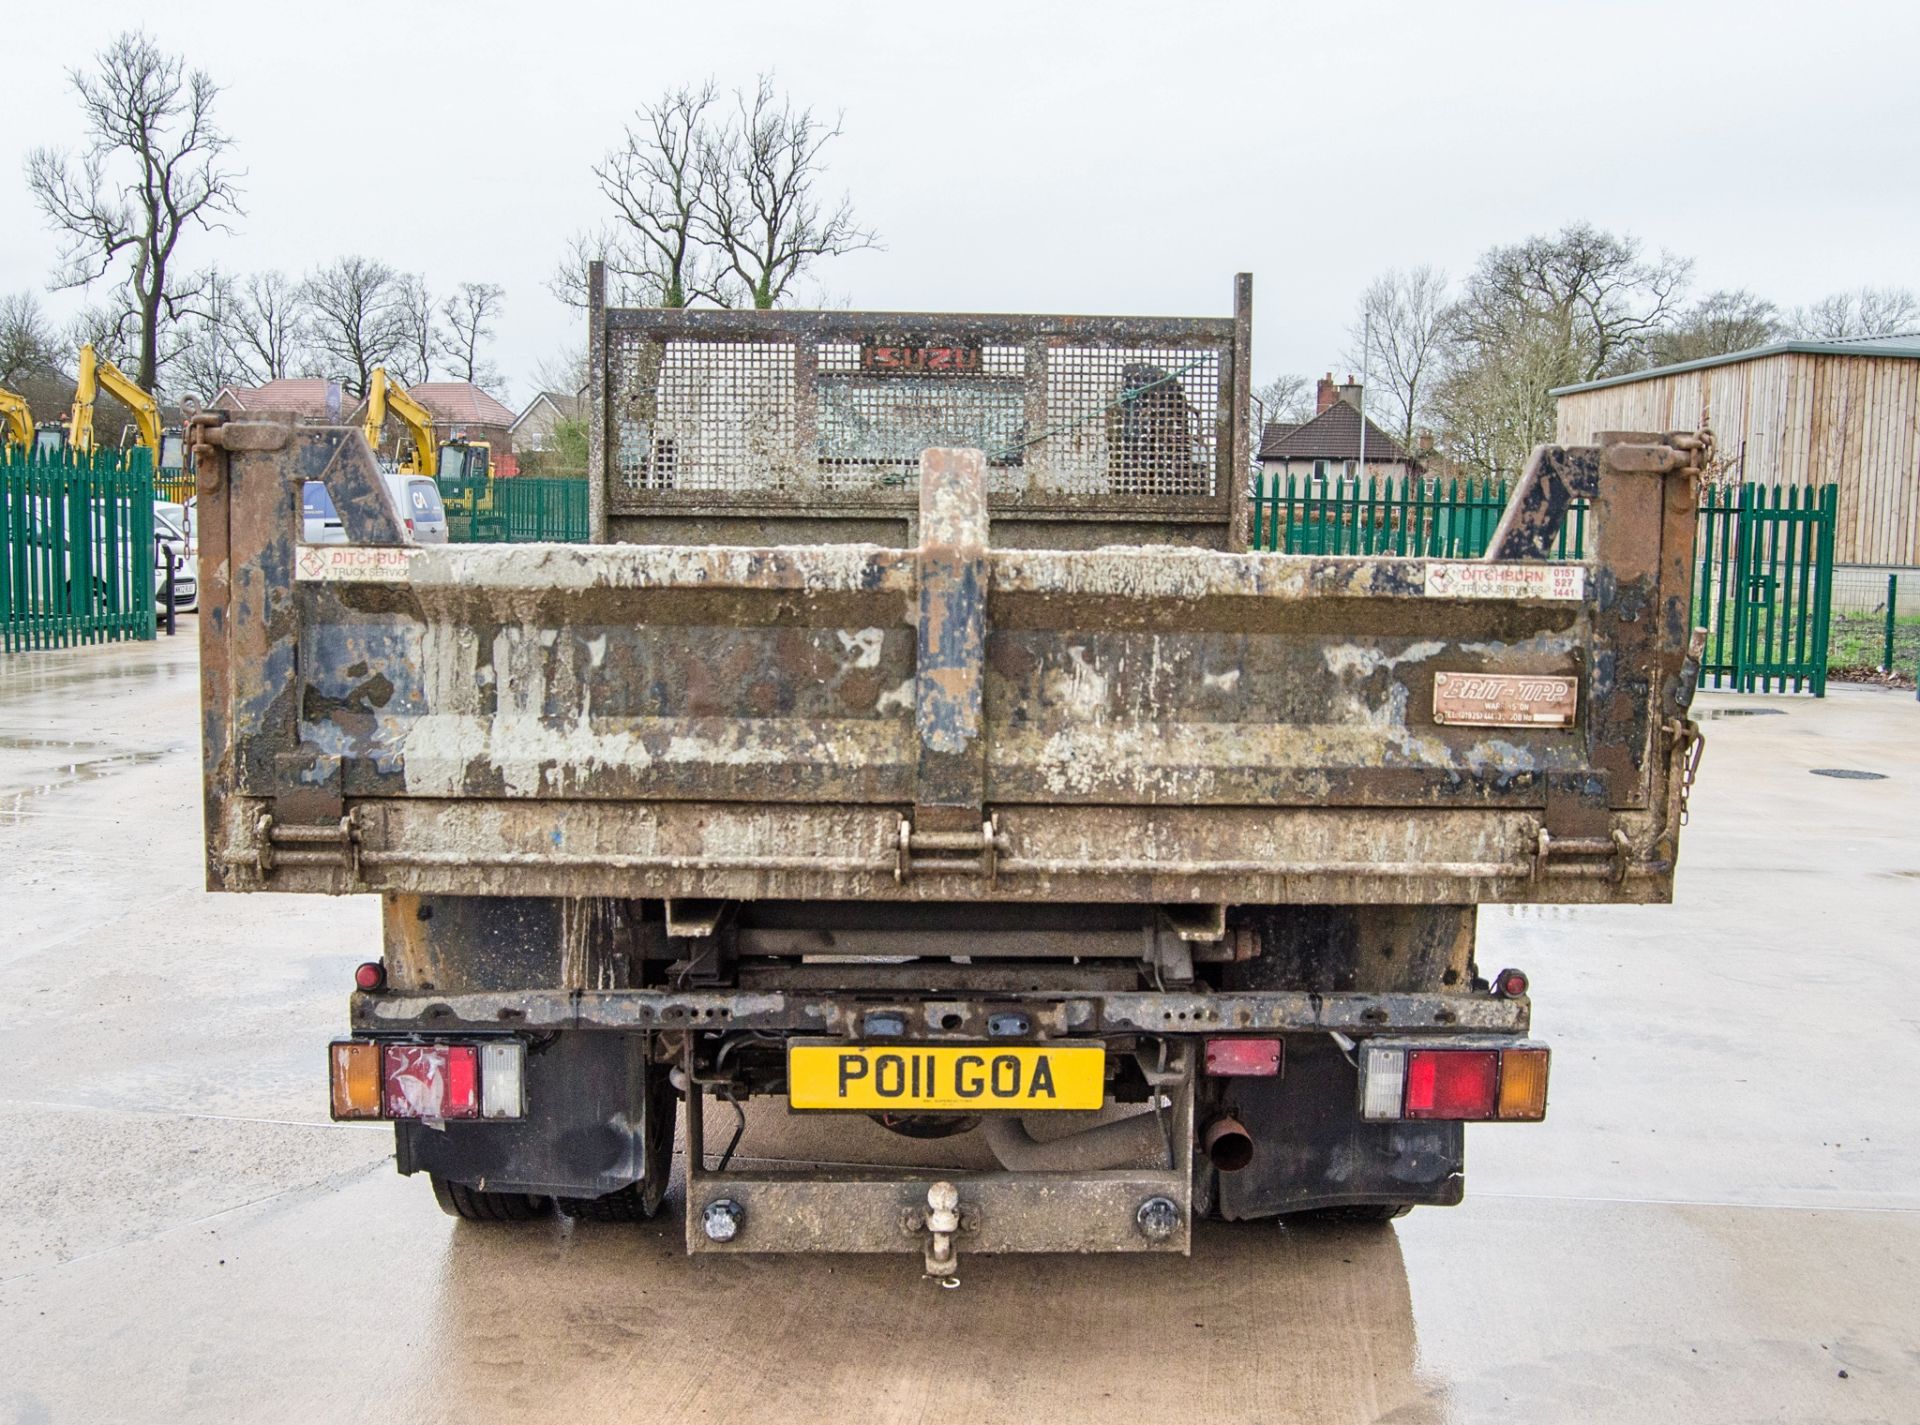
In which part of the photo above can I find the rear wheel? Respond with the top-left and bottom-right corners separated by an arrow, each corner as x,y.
556,1073 -> 679,1223
429,1175 -> 548,1223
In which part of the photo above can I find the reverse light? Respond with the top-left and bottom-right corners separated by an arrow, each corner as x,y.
480,1042 -> 526,1120
1360,1045 -> 1407,1120
1204,1037 -> 1283,1077
329,1040 -> 382,1120
1359,1041 -> 1550,1122
382,1043 -> 479,1120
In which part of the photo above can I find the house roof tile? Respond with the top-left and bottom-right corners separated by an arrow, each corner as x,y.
1259,402 -> 1414,463
213,379 -> 346,419
408,382 -> 515,428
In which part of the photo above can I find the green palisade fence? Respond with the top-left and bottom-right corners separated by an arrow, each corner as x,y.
2,445 -> 156,653
1249,472 -> 1588,560
1250,471 -> 1837,694
448,478 -> 590,544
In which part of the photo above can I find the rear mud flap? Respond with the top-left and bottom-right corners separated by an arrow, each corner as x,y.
395,1031 -> 667,1199
1216,1034 -> 1464,1218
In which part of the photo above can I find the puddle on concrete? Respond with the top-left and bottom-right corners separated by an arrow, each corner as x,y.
1809,768 -> 1889,780
0,745 -> 183,821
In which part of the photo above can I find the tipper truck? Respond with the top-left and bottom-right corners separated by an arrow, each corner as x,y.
191,271 -> 1707,1277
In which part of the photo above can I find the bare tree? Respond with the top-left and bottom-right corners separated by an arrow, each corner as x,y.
171,269 -> 253,401
302,256 -> 405,397
548,226 -> 651,310
437,282 -> 505,389
1344,265 -> 1450,451
1432,312 -> 1581,480
1649,289 -> 1781,366
1247,373 -> 1312,462
696,75 -> 879,309
24,31 -> 243,393
0,292 -> 63,385
590,82 -> 728,308
389,274 -> 436,386
532,346 -> 589,400
231,270 -> 308,382
64,304 -> 139,370
1787,286 -> 1920,340
1450,222 -> 1690,383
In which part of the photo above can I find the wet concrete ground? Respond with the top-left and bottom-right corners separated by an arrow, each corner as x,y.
1,629 -> 1916,1424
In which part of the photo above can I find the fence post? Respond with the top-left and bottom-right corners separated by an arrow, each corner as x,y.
1883,573 -> 1898,673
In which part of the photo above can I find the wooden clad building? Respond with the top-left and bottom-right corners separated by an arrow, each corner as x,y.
1553,335 -> 1920,566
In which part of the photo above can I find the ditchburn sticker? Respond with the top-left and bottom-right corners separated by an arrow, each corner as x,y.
1424,562 -> 1586,601
295,546 -> 421,583
1432,671 -> 1579,727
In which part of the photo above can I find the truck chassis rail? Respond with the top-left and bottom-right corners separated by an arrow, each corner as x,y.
352,986 -> 1530,1038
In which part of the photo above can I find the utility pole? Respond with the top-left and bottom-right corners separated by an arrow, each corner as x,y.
1356,312 -> 1369,479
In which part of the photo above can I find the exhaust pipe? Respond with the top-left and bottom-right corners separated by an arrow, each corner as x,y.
981,1109 -> 1168,1172
1202,1115 -> 1254,1173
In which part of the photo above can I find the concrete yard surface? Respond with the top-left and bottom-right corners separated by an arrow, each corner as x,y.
1,631 -> 1917,1424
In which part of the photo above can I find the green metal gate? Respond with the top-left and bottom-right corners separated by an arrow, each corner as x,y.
1693,484 -> 1836,694
2,445 -> 156,653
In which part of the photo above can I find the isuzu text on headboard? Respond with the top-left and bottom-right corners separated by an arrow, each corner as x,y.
860,344 -> 983,375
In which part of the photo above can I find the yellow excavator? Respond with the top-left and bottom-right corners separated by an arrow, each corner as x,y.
364,366 -> 494,515
65,344 -> 187,479
0,388 -> 31,454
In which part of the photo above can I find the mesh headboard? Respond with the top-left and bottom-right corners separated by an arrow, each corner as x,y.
593,292 -> 1251,530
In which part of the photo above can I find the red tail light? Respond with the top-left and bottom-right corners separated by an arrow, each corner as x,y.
1404,1049 -> 1499,1119
381,1043 -> 478,1119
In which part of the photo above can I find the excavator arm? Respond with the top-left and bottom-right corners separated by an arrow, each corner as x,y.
0,388 -> 31,451
365,367 -> 439,478
67,344 -> 163,458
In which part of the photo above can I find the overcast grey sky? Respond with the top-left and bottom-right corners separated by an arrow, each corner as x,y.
4,0 -> 1916,405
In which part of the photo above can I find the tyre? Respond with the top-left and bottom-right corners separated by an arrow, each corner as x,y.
430,1174 -> 547,1222
556,1073 -> 679,1223
1291,1203 -> 1414,1225
557,1181 -> 660,1223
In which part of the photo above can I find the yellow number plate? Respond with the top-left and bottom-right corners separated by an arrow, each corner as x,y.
787,1043 -> 1105,1111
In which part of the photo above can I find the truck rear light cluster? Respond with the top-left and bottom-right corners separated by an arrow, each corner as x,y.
329,1040 -> 524,1122
1358,1042 -> 1549,1122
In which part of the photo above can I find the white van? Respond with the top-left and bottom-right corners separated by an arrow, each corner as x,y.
301,474 -> 448,545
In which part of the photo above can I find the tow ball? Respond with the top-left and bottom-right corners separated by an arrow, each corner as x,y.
905,1181 -> 966,1287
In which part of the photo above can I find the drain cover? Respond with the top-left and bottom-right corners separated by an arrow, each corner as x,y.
1810,768 -> 1887,780
1710,708 -> 1787,718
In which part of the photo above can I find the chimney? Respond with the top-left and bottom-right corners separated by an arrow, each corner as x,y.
1336,374 -> 1363,409
1315,373 -> 1338,414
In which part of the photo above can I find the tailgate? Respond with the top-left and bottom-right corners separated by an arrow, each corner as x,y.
192,425 -> 1703,909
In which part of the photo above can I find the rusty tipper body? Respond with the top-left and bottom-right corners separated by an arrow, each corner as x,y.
194,273 -> 1706,1275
